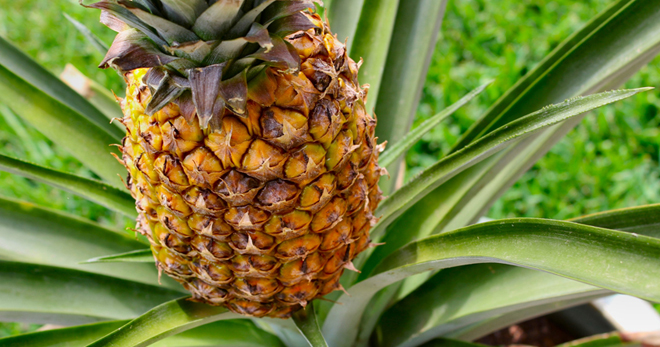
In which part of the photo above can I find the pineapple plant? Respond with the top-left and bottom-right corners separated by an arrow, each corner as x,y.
0,0 -> 660,346
87,0 -> 383,318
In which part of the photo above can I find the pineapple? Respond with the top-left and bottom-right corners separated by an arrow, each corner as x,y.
87,0 -> 383,318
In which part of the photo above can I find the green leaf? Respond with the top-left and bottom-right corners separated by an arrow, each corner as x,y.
374,264 -> 607,347
151,320 -> 285,347
378,81 -> 490,169
326,0 -> 364,51
448,297 -> 604,342
63,13 -> 110,54
323,218 -> 660,347
293,304 -> 329,347
0,196 -> 183,291
349,0 -> 399,112
60,63 -> 124,122
428,0 -> 660,235
0,320 -> 285,347
451,0 -> 660,151
555,333 -> 643,347
0,64 -> 125,188
83,249 -> 153,263
0,36 -> 124,141
355,202 -> 660,346
360,203 -> 660,346
0,154 -> 136,218
0,320 -> 129,347
373,88 -> 651,238
570,203 -> 660,237
372,0 -> 448,194
0,261 -> 182,325
86,298 -> 238,347
419,338 -> 490,347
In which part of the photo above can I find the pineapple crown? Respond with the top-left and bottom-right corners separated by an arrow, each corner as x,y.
84,0 -> 323,128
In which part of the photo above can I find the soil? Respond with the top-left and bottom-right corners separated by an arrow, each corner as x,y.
475,316 -> 577,347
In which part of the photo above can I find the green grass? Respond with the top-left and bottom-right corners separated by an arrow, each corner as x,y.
0,0 -> 659,337
408,0 -> 660,220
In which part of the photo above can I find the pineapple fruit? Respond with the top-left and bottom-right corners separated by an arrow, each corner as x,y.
88,0 -> 383,318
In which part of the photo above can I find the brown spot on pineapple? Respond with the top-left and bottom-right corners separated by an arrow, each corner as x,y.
311,196 -> 347,233
225,206 -> 270,231
276,280 -> 318,306
256,179 -> 300,213
299,173 -> 336,212
273,71 -> 320,116
187,213 -> 233,241
308,98 -> 342,146
230,254 -> 280,278
275,233 -> 321,260
227,299 -> 273,317
344,178 -> 368,216
191,234 -> 234,262
319,219 -> 352,252
182,147 -> 225,189
279,252 -> 324,285
284,143 -> 326,185
135,151 -> 159,185
158,207 -> 194,238
325,130 -> 358,171
229,231 -> 276,255
182,187 -> 227,216
160,116 -> 203,157
335,162 -> 359,192
215,170 -> 262,206
154,246 -> 194,278
189,259 -> 233,285
185,279 -> 230,305
233,278 -> 281,300
263,210 -> 312,240
154,153 -> 190,192
157,185 -> 192,218
241,139 -> 287,181
260,106 -> 311,150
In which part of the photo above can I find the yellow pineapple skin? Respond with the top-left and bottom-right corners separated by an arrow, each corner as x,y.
119,23 -> 383,318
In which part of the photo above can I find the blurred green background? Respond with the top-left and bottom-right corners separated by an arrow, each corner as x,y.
1,0 -> 659,337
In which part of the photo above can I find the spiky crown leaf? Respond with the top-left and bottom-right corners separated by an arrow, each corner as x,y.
84,0 -> 323,128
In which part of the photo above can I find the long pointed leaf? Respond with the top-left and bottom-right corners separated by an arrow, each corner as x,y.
355,202 -> 660,345
0,154 -> 136,217
0,197 -> 182,291
60,63 -> 124,122
571,203 -> 660,236
373,0 -> 448,194
374,88 -> 651,237
430,0 -> 660,236
63,13 -> 110,54
0,36 -> 124,141
84,249 -> 153,263
86,298 -> 238,347
151,320 -> 285,347
420,338 -> 490,347
375,264 -> 607,347
323,218 -> 660,347
349,0 -> 399,111
0,64 -> 125,187
0,262 -> 182,325
556,333 -> 649,347
326,0 -> 364,51
0,319 -> 284,347
451,0 -> 660,151
293,304 -> 329,347
378,82 -> 490,168
0,321 -> 129,347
